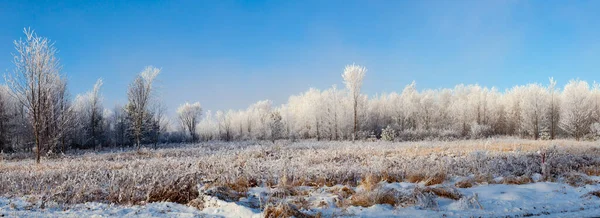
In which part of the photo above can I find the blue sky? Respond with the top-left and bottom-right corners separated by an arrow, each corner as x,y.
1,0 -> 599,116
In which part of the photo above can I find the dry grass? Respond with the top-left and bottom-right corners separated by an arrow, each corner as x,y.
455,179 -> 474,188
584,190 -> 600,198
146,174 -> 199,204
359,173 -> 381,191
187,198 -> 205,210
474,173 -> 494,184
423,172 -> 447,186
406,173 -> 426,183
501,176 -> 533,185
406,172 -> 447,186
203,186 -> 247,202
264,202 -> 315,218
422,187 -> 462,200
564,172 -> 596,187
1,138 -> 600,209
583,166 -> 600,176
330,186 -> 356,199
380,171 -> 402,183
350,187 -> 418,208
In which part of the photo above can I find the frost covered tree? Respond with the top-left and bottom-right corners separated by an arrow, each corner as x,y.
5,29 -> 73,163
126,66 -> 160,150
215,110 -> 231,141
73,79 -> 104,148
151,102 -> 168,148
560,80 -> 593,140
111,104 -> 129,147
520,84 -> 548,140
177,102 -> 202,142
0,86 -> 13,152
268,110 -> 283,142
342,64 -> 366,142
547,78 -> 560,139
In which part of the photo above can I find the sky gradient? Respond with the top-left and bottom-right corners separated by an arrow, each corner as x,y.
1,0 -> 599,117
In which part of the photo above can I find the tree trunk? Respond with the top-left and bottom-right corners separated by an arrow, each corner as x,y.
34,125 -> 40,164
353,100 -> 358,142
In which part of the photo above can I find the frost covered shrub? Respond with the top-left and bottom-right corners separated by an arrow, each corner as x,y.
357,130 -> 374,141
539,131 -> 551,140
590,123 -> 600,140
397,129 -> 435,141
396,129 -> 462,141
381,126 -> 396,141
469,123 -> 493,139
438,129 -> 462,140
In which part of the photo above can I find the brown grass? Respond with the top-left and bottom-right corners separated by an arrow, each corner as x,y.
224,176 -> 256,193
455,179 -> 473,188
564,173 -> 596,187
584,190 -> 600,198
147,174 -> 199,204
187,198 -> 205,210
423,172 -> 447,186
474,173 -> 494,184
583,166 -> 600,176
331,186 -> 356,199
360,173 -> 381,191
203,186 -> 247,202
380,171 -> 402,183
501,176 -> 533,185
350,188 -> 416,208
264,202 -> 315,218
406,173 -> 426,183
422,187 -> 462,200
271,186 -> 299,199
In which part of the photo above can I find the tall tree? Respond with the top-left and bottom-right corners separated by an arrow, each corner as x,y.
151,102 -> 168,148
342,64 -> 367,142
560,80 -> 593,140
0,86 -> 12,152
177,102 -> 202,142
127,66 -> 160,151
547,78 -> 560,139
5,29 -> 72,163
520,84 -> 548,140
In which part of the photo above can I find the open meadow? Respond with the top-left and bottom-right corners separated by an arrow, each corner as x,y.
2,138 -> 600,217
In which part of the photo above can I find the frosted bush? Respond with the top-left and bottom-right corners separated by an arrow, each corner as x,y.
381,126 -> 396,141
590,123 -> 600,139
469,123 -> 492,139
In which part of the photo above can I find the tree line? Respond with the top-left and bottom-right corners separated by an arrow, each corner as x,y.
1,29 -> 600,162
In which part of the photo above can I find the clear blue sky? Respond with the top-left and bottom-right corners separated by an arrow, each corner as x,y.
1,0 -> 599,116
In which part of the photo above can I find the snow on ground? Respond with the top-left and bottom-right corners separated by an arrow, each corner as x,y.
2,182 -> 600,217
335,182 -> 600,217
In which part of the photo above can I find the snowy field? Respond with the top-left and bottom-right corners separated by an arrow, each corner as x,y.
2,138 -> 600,217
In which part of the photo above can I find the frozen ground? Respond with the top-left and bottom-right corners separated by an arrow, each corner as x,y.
1,181 -> 600,217
1,139 -> 600,217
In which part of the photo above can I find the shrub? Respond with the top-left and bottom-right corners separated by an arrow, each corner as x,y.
381,126 -> 397,141
469,122 -> 493,139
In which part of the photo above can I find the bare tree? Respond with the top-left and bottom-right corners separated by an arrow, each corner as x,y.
342,64 -> 367,142
177,102 -> 202,142
0,86 -> 11,152
152,102 -> 168,149
547,77 -> 560,139
74,79 -> 104,149
269,110 -> 283,143
126,66 -> 160,151
216,110 -> 232,141
5,29 -> 73,163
